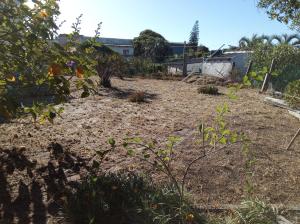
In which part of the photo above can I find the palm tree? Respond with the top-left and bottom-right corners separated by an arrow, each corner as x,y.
270,34 -> 300,45
239,36 -> 250,49
282,34 -> 300,45
260,34 -> 272,45
270,34 -> 282,45
239,34 -> 264,49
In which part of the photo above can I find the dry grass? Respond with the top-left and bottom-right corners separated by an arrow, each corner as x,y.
0,77 -> 299,209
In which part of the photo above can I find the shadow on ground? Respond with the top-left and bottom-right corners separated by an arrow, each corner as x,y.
100,86 -> 158,102
0,143 -> 90,224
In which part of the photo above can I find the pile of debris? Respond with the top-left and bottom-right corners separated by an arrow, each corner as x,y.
183,74 -> 227,86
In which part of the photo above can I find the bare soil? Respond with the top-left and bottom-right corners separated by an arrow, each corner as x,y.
0,77 -> 299,223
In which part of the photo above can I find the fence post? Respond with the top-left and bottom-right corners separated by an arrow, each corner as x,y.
260,58 -> 275,93
183,41 -> 187,76
245,60 -> 253,76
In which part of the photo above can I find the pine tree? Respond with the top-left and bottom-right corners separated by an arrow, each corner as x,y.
189,20 -> 199,52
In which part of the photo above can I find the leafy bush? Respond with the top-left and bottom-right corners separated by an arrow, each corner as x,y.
0,3 -> 97,121
197,85 -> 219,95
284,79 -> 300,109
272,64 -> 300,91
251,43 -> 300,90
129,91 -> 146,103
127,58 -> 167,76
65,173 -> 205,224
96,52 -> 127,88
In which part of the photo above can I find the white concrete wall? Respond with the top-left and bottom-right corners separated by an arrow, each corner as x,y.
202,62 -> 233,78
187,63 -> 202,73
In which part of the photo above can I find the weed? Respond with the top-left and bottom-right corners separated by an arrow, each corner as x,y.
197,85 -> 219,95
284,79 -> 300,109
65,173 -> 205,224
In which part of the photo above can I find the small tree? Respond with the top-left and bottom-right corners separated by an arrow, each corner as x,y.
133,30 -> 170,62
188,20 -> 199,52
95,48 -> 127,88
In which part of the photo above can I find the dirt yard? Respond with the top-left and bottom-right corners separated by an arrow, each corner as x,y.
0,78 -> 299,222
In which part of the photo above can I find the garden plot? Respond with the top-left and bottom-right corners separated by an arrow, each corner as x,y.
0,78 -> 299,221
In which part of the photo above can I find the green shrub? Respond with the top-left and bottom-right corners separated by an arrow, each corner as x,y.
65,173 -> 205,224
284,79 -> 300,109
127,58 -> 167,76
235,199 -> 278,224
197,85 -> 219,95
272,65 -> 300,91
208,199 -> 279,224
251,43 -> 300,90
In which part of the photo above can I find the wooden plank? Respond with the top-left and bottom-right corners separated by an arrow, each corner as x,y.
245,60 -> 253,76
260,58 -> 275,93
289,110 -> 300,120
264,96 -> 289,109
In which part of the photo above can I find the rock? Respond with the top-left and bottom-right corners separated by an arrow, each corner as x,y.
67,174 -> 81,182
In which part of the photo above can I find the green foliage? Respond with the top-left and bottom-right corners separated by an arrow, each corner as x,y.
239,34 -> 300,49
0,0 -> 60,119
235,199 -> 279,224
251,43 -> 300,90
195,45 -> 210,58
23,103 -> 64,124
124,103 -> 246,214
65,173 -> 205,224
65,173 -> 152,224
208,199 -> 279,224
242,67 -> 267,87
284,79 -> 300,109
257,0 -> 300,31
0,3 -> 98,121
239,34 -> 266,50
189,20 -> 199,52
197,85 -> 219,95
133,30 -> 171,62
127,58 -> 167,75
96,52 -> 127,88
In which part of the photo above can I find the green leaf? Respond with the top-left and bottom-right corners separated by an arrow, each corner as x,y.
219,137 -> 227,144
127,149 -> 134,156
143,153 -> 150,159
81,91 -> 90,98
108,138 -> 116,147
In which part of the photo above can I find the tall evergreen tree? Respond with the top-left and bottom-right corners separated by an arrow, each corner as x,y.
189,20 -> 199,51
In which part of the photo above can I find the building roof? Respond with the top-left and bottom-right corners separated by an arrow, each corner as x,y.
56,34 -> 133,47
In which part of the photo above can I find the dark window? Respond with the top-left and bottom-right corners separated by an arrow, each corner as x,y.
123,49 -> 129,55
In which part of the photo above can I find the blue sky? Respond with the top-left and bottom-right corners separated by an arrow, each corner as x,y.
57,0 -> 296,49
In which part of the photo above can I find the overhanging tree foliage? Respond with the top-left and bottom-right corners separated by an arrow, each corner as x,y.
133,29 -> 170,62
0,2 -> 98,121
258,0 -> 300,31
